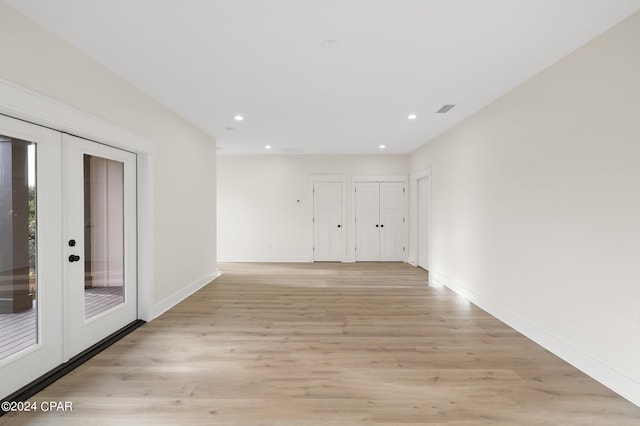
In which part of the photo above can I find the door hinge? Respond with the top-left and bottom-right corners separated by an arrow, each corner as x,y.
403,247 -> 405,252
403,217 -> 405,223
403,187 -> 405,193
313,217 -> 315,223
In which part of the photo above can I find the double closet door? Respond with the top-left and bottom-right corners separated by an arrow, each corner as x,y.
0,115 -> 138,399
355,182 -> 404,261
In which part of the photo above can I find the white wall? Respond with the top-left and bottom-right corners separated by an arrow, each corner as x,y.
409,11 -> 640,405
0,3 -> 218,316
218,154 -> 408,262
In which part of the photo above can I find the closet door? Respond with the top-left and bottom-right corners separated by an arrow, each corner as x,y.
379,182 -> 404,261
313,182 -> 342,261
355,183 -> 380,261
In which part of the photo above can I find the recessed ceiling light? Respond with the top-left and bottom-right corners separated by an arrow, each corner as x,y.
234,115 -> 244,121
265,145 -> 272,150
379,144 -> 386,149
408,114 -> 417,120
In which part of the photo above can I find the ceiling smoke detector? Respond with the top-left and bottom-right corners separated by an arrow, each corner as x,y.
436,105 -> 455,114
321,40 -> 338,49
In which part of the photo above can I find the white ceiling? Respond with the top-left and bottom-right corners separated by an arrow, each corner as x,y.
6,0 -> 640,154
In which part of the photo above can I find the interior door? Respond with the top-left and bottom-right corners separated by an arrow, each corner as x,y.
379,182 -> 404,261
0,115 -> 63,399
418,176 -> 430,270
63,134 -> 137,359
355,182 -> 380,261
313,182 -> 342,261
355,181 -> 405,262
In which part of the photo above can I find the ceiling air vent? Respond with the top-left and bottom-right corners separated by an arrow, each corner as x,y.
436,104 -> 455,114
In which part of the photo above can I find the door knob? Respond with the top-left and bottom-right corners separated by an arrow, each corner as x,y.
380,224 -> 384,228
376,224 -> 379,227
68,255 -> 80,262
337,224 -> 341,228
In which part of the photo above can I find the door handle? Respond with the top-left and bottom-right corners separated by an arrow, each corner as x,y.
68,255 -> 80,262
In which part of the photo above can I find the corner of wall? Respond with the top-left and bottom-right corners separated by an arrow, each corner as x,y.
431,270 -> 640,407
151,270 -> 221,320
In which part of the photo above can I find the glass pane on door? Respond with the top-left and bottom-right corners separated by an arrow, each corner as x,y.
83,154 -> 125,319
0,136 -> 37,360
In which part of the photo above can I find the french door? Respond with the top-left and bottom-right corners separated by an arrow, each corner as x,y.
0,115 -> 63,400
0,115 -> 138,399
63,134 -> 137,357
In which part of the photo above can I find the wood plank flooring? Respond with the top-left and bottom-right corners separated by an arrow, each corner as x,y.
2,262 -> 639,425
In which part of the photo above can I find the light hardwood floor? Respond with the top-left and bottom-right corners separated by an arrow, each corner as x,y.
2,262 -> 640,425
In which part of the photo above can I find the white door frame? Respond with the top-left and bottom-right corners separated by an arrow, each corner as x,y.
410,167 -> 432,281
351,175 -> 408,262
0,79 -> 155,322
417,175 -> 431,270
309,175 -> 346,262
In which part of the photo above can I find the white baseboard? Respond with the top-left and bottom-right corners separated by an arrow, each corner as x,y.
428,270 -> 444,287
430,269 -> 640,408
342,256 -> 356,263
407,256 -> 417,266
217,255 -> 312,263
151,270 -> 220,319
